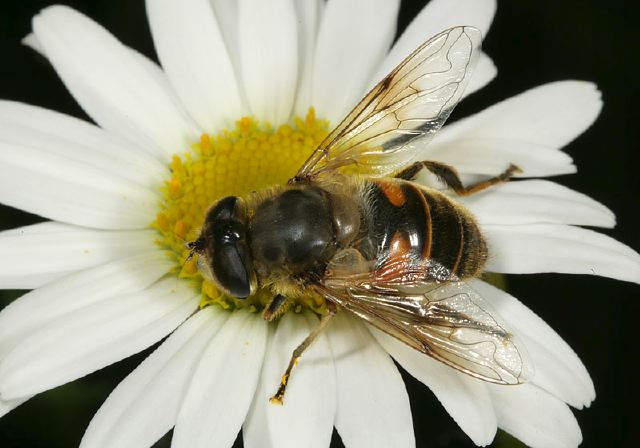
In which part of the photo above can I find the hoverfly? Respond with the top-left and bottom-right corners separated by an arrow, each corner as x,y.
187,26 -> 533,404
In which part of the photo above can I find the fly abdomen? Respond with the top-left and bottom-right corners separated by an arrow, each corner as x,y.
422,189 -> 487,279
363,180 -> 487,280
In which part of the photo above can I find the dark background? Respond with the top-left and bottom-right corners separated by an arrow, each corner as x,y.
0,0 -> 637,447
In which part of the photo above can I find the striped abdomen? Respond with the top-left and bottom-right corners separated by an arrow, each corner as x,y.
361,179 -> 487,280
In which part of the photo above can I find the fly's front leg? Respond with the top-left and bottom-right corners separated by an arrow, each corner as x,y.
262,294 -> 292,322
396,160 -> 522,196
269,303 -> 337,405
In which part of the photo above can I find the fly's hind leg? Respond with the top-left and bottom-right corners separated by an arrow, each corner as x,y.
269,303 -> 337,405
396,160 -> 522,196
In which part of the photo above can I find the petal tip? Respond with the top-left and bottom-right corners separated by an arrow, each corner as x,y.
21,33 -> 42,53
558,79 -> 604,114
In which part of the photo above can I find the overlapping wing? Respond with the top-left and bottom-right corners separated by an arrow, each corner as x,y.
319,251 -> 533,385
294,26 -> 481,181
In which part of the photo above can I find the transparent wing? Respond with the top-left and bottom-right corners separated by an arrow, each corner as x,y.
294,26 -> 481,181
319,251 -> 533,385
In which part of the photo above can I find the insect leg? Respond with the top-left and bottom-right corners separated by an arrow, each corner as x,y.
396,161 -> 522,196
262,294 -> 292,322
269,304 -> 337,405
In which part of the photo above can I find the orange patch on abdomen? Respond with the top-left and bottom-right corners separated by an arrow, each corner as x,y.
376,181 -> 406,207
376,230 -> 414,283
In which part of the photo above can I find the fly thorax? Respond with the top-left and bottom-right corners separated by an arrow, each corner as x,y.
249,186 -> 337,276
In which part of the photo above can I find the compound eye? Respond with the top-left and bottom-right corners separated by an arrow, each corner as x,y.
213,228 -> 253,298
204,196 -> 255,298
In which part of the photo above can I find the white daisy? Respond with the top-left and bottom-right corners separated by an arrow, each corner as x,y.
0,1 -> 637,448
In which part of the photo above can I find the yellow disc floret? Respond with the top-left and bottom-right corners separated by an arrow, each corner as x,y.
154,109 -> 329,311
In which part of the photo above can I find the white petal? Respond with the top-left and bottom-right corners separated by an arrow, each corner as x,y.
0,100 -> 167,189
0,140 -> 159,230
374,0 -> 496,81
146,0 -> 244,130
425,139 -> 576,177
465,52 -> 497,96
327,313 -> 414,448
472,280 -> 594,409
129,49 -> 198,132
292,0 -> 324,115
244,312 -> 335,448
0,397 -> 28,418
484,224 -> 640,283
32,6 -> 200,158
0,222 -> 159,289
0,278 -> 197,400
21,32 -> 44,55
26,34 -> 193,143
173,311 -> 268,448
459,179 -> 615,228
312,0 -> 400,124
80,308 -> 228,448
210,0 -> 241,81
0,252 -> 173,359
490,384 -> 582,448
241,324 -> 276,448
238,0 -> 298,124
428,81 -> 603,177
370,327 -> 497,446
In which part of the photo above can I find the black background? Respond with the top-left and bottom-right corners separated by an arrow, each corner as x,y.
0,0 -> 637,447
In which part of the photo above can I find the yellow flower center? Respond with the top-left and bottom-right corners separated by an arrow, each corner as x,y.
153,109 -> 329,312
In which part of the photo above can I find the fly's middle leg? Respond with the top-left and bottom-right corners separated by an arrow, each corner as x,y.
269,303 -> 337,405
